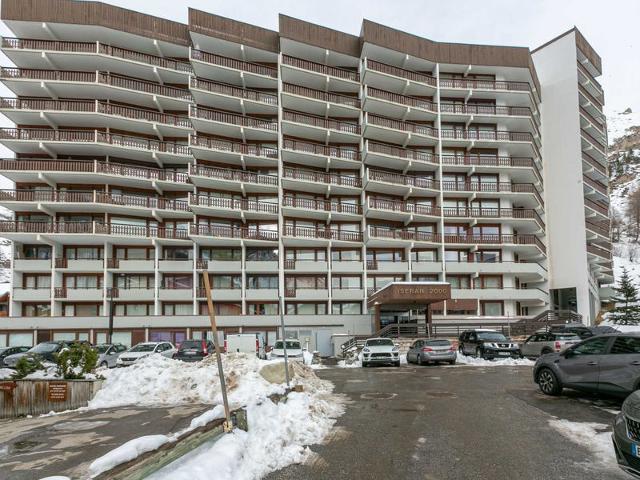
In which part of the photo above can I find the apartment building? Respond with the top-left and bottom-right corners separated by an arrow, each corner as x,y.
0,0 -> 611,351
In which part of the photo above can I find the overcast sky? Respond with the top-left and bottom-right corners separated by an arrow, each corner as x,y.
62,0 -> 639,118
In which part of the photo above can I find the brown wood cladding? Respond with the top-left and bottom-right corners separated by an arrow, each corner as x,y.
188,8 -> 279,53
1,0 -> 190,46
361,20 -> 541,95
279,15 -> 361,58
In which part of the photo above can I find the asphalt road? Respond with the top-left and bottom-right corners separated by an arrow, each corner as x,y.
267,364 -> 629,480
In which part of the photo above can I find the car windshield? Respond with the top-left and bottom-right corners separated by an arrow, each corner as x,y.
130,344 -> 156,352
180,340 -> 203,349
274,341 -> 301,349
477,332 -> 508,342
425,340 -> 451,347
366,339 -> 394,347
93,345 -> 111,354
30,343 -> 61,354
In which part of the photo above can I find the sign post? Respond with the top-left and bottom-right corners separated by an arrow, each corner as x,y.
279,295 -> 290,389
202,271 -> 233,433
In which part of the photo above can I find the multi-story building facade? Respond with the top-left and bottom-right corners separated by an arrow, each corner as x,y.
0,0 -> 611,352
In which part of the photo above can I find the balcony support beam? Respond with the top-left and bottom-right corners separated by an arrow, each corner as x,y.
36,203 -> 54,217
40,112 -> 57,130
41,22 -> 60,40
37,172 -> 56,189
38,141 -> 56,159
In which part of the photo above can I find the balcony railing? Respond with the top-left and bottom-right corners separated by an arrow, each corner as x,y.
366,141 -> 438,165
0,158 -> 190,183
283,196 -> 362,215
579,106 -> 605,133
0,221 -> 189,239
367,87 -> 437,111
189,164 -> 278,186
583,175 -> 608,196
585,220 -> 610,238
366,59 -> 437,86
283,138 -> 360,161
189,105 -> 278,131
283,110 -> 360,134
284,225 -> 362,242
368,114 -> 438,137
282,55 -> 359,82
282,83 -> 360,108
190,224 -> 278,241
189,195 -> 278,214
190,135 -> 277,158
190,77 -> 277,105
584,198 -> 609,216
0,97 -> 191,128
578,84 -> 604,108
282,167 -> 361,188
0,128 -> 191,156
368,169 -> 437,189
581,128 -> 606,152
191,49 -> 277,78
582,152 -> 607,176
587,244 -> 610,260
368,198 -> 437,216
439,77 -> 532,93
1,37 -> 192,73
0,68 -> 192,101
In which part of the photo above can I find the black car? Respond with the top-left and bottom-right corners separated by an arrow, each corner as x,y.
3,341 -> 73,368
458,329 -> 521,359
0,346 -> 31,367
173,339 -> 215,362
613,390 -> 640,478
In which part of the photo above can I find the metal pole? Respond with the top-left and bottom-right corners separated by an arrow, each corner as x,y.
107,286 -> 114,344
203,271 -> 233,433
279,295 -> 290,389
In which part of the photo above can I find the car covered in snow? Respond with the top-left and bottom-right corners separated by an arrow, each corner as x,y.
362,338 -> 400,367
0,346 -> 30,367
458,329 -> 521,360
3,341 -> 74,368
270,339 -> 304,360
116,342 -> 176,367
94,343 -> 127,368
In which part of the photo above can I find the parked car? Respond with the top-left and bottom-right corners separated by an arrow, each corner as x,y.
362,338 -> 400,367
406,339 -> 456,365
0,346 -> 30,367
534,333 -> 640,397
613,390 -> 640,478
116,342 -> 176,367
225,333 -> 267,359
93,343 -> 127,368
174,339 -> 215,362
270,339 -> 304,360
3,341 -> 73,368
458,329 -> 521,359
520,332 -> 581,358
548,323 -> 594,340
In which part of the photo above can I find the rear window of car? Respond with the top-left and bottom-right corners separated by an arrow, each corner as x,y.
180,340 -> 202,349
274,340 -> 301,349
477,332 -> 507,342
366,339 -> 394,347
553,334 -> 580,340
424,340 -> 451,346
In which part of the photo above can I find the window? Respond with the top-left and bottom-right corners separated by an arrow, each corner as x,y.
163,303 -> 193,315
609,337 -> 640,354
246,248 -> 278,261
367,275 -> 404,290
114,303 -> 153,316
411,250 -> 437,262
207,275 -> 241,289
286,302 -> 327,315
473,250 -> 501,263
572,337 -> 609,355
200,248 -> 241,261
331,302 -> 362,314
285,249 -> 326,261
64,304 -> 101,316
117,275 -> 153,289
163,247 -> 192,260
23,303 -> 51,317
481,301 -> 503,316
476,275 -> 502,289
22,245 -> 51,259
331,249 -> 361,261
65,246 -> 102,260
472,225 -> 500,236
332,275 -> 362,289
199,302 -> 242,315
286,276 -> 327,289
23,274 -> 51,289
65,274 -> 101,289
367,249 -> 404,262
114,247 -> 153,260
448,275 -> 471,289
414,275 -> 438,282
246,275 -> 278,289
163,275 -> 193,289
247,303 -> 279,315
445,250 -> 469,262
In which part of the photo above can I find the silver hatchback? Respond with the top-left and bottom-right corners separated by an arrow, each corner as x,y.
407,339 -> 456,365
520,332 -> 580,358
534,334 -> 640,397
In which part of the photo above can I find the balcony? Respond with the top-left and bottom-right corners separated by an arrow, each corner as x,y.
158,259 -> 194,273
281,55 -> 359,91
1,37 -> 192,82
582,152 -> 607,182
0,190 -> 191,218
332,288 -> 365,301
583,175 -> 608,199
282,196 -> 362,221
587,244 -> 611,262
189,224 -> 278,245
158,287 -> 194,302
281,83 -> 360,117
189,195 -> 279,219
452,286 -> 547,305
579,106 -> 606,137
365,114 -> 438,145
366,169 -> 438,196
189,105 -> 278,140
189,77 -> 277,114
284,260 -> 328,273
364,87 -> 437,119
0,68 -> 192,110
445,260 -> 547,281
0,128 -> 191,164
0,98 -> 191,137
440,153 -> 542,184
189,135 -> 277,166
13,287 -> 51,302
440,206 -> 545,230
189,164 -> 278,193
584,198 -> 609,218
57,287 -> 104,302
366,198 -> 438,222
283,225 -> 362,245
109,287 -> 155,301
190,49 -> 277,88
441,181 -> 544,208
281,167 -> 361,195
363,141 -> 438,170
281,138 -> 360,169
363,59 -> 436,95
581,128 -> 606,158
0,159 -> 191,191
585,219 -> 610,240
578,84 -> 604,120
282,110 -> 360,143
367,260 -> 409,273
13,258 -> 51,272
56,258 -> 104,272
332,261 -> 364,273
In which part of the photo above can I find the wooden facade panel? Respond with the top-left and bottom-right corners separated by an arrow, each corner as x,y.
1,0 -> 189,45
279,15 -> 361,58
574,28 -> 602,74
189,8 -> 279,53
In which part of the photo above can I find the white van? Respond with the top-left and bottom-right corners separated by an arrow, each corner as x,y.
224,333 -> 266,359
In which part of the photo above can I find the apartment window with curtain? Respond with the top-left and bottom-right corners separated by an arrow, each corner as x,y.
331,302 -> 362,315
200,248 -> 241,261
331,275 -> 362,289
22,303 -> 51,316
476,275 -> 503,289
247,303 -> 279,315
163,303 -> 193,315
117,274 -> 153,289
114,246 -> 153,260
246,248 -> 278,261
481,301 -> 504,316
285,248 -> 326,261
163,275 -> 193,289
22,245 -> 51,259
285,302 -> 327,315
163,247 -> 192,260
23,274 -> 51,289
64,246 -> 103,260
448,275 -> 472,289
246,275 -> 278,289
65,274 -> 102,289
285,275 -> 327,290
206,275 -> 241,289
199,302 -> 242,315
114,303 -> 154,316
331,249 -> 361,261
411,249 -> 437,262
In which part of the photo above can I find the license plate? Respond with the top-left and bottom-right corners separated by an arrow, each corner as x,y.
185,351 -> 196,355
498,352 -> 510,356
632,444 -> 640,458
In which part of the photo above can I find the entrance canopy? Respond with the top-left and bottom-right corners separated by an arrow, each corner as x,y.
367,282 -> 451,310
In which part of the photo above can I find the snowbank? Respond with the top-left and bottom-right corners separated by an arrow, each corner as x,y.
0,368 -> 13,379
548,419 -> 617,469
89,435 -> 169,477
456,353 -> 534,367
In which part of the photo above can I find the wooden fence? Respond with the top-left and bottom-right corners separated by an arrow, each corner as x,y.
0,379 -> 103,418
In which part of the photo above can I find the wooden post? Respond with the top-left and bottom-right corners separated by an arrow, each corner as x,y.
426,305 -> 433,338
202,271 -> 233,433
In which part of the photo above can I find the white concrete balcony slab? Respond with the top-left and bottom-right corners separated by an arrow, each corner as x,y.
289,289 -> 329,301
204,260 -> 242,272
13,259 -> 51,272
245,261 -> 278,273
332,289 -> 365,301
60,259 -> 104,272
13,288 -> 50,301
331,261 -> 364,273
245,289 -> 278,301
115,288 -> 155,301
108,259 -> 155,272
367,261 -> 409,273
158,288 -> 193,301
62,288 -> 104,302
411,262 -> 442,274
195,289 -> 241,301
284,261 -> 328,273
158,260 -> 193,273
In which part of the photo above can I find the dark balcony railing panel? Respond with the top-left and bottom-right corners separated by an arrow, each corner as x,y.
584,198 -> 609,216
189,164 -> 278,186
583,175 -> 608,195
366,59 -> 437,86
190,135 -> 278,158
191,49 -> 277,78
282,83 -> 360,108
96,162 -> 189,183
282,167 -> 361,188
283,110 -> 360,134
366,87 -> 436,112
283,196 -> 362,215
282,55 -> 359,82
190,195 -> 278,214
366,142 -> 438,164
283,138 -> 360,161
190,77 -> 277,105
189,224 -> 278,241
582,152 -> 607,176
368,169 -> 438,189
285,225 -> 362,242
190,106 -> 278,131
585,220 -> 610,238
439,76 -> 532,93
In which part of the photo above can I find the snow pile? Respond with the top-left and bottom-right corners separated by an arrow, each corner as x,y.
89,435 -> 169,476
456,353 -> 534,366
89,353 -> 285,409
0,368 -> 14,379
548,419 -> 617,469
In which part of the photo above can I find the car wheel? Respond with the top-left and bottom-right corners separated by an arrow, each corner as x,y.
362,361 -> 368,367
541,348 -> 552,356
537,368 -> 562,396
417,355 -> 423,366
395,361 -> 401,367
449,360 -> 456,365
100,361 -> 108,369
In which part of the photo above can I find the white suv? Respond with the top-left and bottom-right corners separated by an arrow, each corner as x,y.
362,338 -> 400,367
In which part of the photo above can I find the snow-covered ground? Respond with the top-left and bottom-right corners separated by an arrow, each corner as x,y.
337,352 -> 533,368
608,108 -> 640,144
0,367 -> 13,379
548,419 -> 617,470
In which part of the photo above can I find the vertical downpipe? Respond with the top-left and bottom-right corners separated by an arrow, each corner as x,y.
276,53 -> 285,325
435,63 -> 447,318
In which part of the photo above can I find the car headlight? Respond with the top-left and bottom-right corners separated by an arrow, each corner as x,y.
483,342 -> 494,348
392,347 -> 399,352
363,348 -> 370,353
